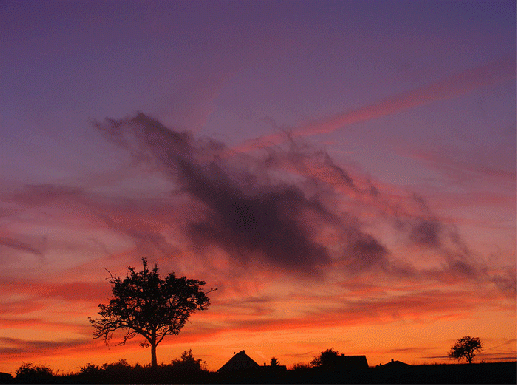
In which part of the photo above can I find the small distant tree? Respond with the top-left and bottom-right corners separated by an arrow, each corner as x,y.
171,349 -> 205,372
271,357 -> 279,366
449,336 -> 482,364
89,258 -> 214,367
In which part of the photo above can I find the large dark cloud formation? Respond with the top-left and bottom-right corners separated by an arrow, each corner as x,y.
95,113 -> 393,275
6,112 -> 513,294
91,112 -> 516,292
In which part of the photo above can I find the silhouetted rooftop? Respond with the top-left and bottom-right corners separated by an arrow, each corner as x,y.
218,350 -> 260,372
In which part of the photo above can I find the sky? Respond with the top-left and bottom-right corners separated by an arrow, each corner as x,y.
0,0 -> 515,374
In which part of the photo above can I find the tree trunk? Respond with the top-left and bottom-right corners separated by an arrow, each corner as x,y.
151,330 -> 158,368
151,342 -> 158,368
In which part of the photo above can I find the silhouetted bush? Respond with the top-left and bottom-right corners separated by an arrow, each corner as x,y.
78,363 -> 100,376
0,372 -> 13,384
170,349 -> 206,372
165,349 -> 209,382
292,363 -> 311,371
15,363 -> 54,383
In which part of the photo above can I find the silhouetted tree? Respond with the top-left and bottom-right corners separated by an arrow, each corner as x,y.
78,362 -> 102,381
310,348 -> 342,370
449,336 -> 482,364
171,349 -> 206,372
271,357 -> 279,366
89,258 -> 214,367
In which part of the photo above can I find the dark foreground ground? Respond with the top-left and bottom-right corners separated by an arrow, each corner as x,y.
216,362 -> 516,384
2,361 -> 515,384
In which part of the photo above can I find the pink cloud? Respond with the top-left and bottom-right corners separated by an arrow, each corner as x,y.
204,288 -> 498,336
0,279 -> 107,300
0,336 -> 103,362
406,150 -> 516,186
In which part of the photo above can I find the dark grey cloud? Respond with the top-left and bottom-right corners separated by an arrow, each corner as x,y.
386,347 -> 434,354
187,181 -> 332,273
340,229 -> 389,273
6,112 -> 511,293
410,219 -> 442,248
0,236 -> 42,256
446,257 -> 477,277
90,113 -> 514,293
95,113 -> 386,276
489,268 -> 516,297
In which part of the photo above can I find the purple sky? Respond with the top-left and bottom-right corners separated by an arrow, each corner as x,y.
0,0 -> 515,373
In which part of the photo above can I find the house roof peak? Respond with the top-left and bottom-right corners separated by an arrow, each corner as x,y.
218,350 -> 260,372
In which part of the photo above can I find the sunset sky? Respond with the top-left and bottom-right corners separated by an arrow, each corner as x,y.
0,0 -> 515,374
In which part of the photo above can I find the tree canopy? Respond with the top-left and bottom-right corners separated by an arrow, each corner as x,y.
310,348 -> 342,369
449,336 -> 482,364
89,258 -> 213,367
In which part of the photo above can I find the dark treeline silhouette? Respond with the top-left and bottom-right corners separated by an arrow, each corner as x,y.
3,349 -> 515,384
5,260 -> 513,384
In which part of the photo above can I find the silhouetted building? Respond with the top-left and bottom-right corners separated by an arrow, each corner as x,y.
343,355 -> 368,370
218,350 -> 260,372
335,355 -> 369,371
380,358 -> 409,369
316,353 -> 368,371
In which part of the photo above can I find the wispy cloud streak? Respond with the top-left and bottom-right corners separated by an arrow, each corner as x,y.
233,57 -> 516,153
0,236 -> 43,256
